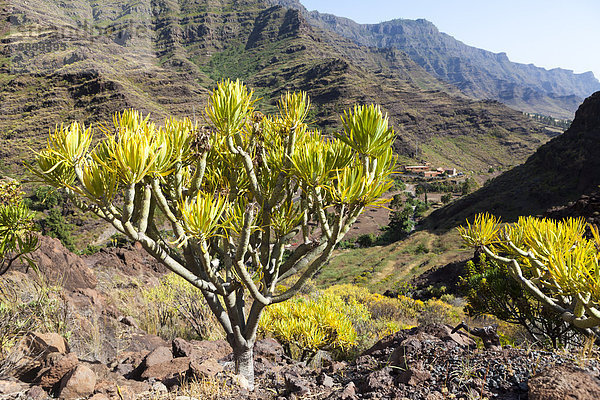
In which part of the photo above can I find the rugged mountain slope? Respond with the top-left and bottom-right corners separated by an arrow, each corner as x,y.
1,0 -> 551,178
272,0 -> 600,119
426,91 -> 600,229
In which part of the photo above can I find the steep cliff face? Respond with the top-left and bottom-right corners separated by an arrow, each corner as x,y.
428,91 -> 600,229
269,0 -> 600,119
1,0 -> 551,177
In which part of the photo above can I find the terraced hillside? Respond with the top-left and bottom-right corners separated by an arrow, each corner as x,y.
1,0 -> 553,178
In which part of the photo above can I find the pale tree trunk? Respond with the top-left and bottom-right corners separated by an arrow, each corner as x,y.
233,343 -> 254,390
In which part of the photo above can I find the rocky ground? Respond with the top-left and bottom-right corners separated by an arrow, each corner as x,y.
2,323 -> 600,399
1,235 -> 600,399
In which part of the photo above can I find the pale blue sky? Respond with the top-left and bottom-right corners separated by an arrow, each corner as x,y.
300,0 -> 600,81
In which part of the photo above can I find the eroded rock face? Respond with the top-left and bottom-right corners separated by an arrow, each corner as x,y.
34,352 -> 79,390
528,366 -> 600,400
22,235 -> 97,291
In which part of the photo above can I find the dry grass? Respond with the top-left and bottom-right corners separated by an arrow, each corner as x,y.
142,376 -> 237,400
319,229 -> 466,292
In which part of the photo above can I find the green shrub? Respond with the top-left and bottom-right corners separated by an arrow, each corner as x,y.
27,186 -> 64,211
392,178 -> 406,191
356,233 -> 377,248
414,243 -> 429,254
39,208 -> 75,251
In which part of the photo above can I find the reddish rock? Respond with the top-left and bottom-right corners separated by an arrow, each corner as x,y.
190,358 -> 224,379
35,352 -> 79,389
94,380 -> 145,399
119,316 -> 138,329
397,362 -> 431,386
318,373 -> 334,388
76,288 -> 103,305
58,364 -> 96,399
0,379 -> 27,394
528,366 -> 600,400
143,346 -> 173,369
254,338 -> 284,362
326,360 -> 347,374
363,367 -> 394,392
126,333 -> 169,355
27,332 -> 70,355
88,394 -> 110,400
390,337 -> 426,369
172,337 -> 194,358
339,382 -> 357,400
423,324 -> 477,348
23,235 -> 97,291
140,357 -> 191,387
285,372 -> 311,396
187,339 -> 230,362
27,385 -> 51,400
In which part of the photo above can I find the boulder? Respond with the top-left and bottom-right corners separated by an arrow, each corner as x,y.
23,235 -> 97,291
27,332 -> 69,355
34,352 -> 79,389
186,339 -> 231,362
27,386 -> 52,400
58,364 -> 96,399
254,338 -> 284,362
172,338 -> 194,358
190,358 -> 224,379
390,337 -> 425,369
0,378 -> 27,394
528,366 -> 600,400
338,382 -> 357,400
119,316 -> 139,329
143,346 -> 173,369
318,373 -> 334,388
397,362 -> 431,386
140,357 -> 191,388
363,367 -> 394,392
14,333 -> 70,382
285,372 -> 311,396
125,333 -> 169,354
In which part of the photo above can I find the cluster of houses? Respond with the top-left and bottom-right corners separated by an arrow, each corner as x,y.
403,163 -> 457,178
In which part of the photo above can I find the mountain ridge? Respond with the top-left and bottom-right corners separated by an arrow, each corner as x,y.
1,0 -> 552,178
270,0 -> 600,119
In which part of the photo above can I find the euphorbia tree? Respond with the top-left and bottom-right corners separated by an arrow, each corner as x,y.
459,213 -> 600,339
0,180 -> 38,275
33,80 -> 396,387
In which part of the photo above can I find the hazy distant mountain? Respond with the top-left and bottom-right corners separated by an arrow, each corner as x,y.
0,0 -> 551,177
271,0 -> 600,119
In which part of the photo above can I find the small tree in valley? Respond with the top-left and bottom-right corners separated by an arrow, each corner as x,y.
32,80 -> 396,388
